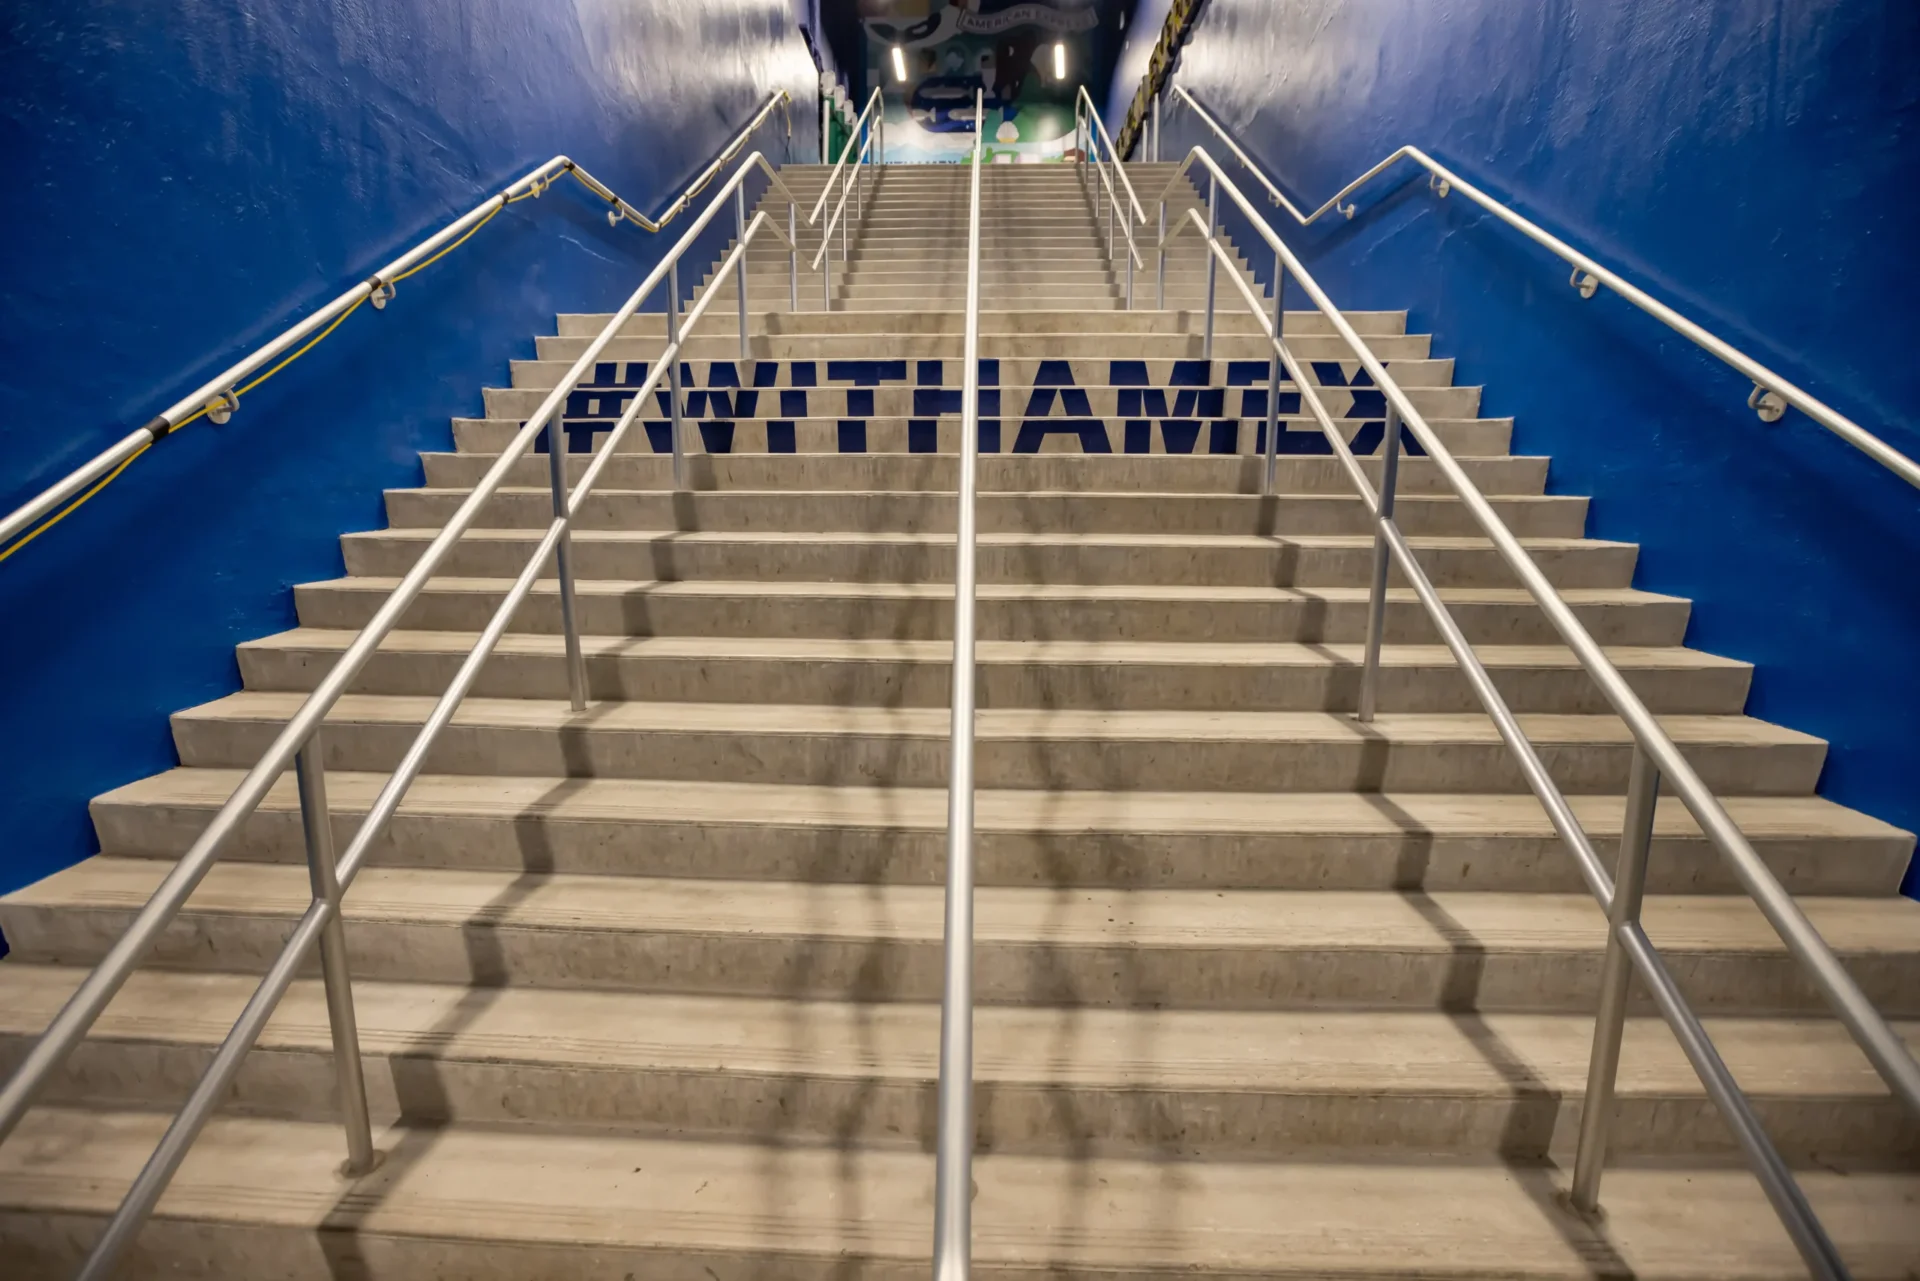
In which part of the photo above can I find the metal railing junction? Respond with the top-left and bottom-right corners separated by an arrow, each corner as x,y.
1072,87 -> 1145,309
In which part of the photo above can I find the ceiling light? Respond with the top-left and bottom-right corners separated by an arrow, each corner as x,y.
891,45 -> 907,82
1053,42 -> 1066,80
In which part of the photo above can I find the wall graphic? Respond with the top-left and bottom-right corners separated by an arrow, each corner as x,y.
862,0 -> 1098,162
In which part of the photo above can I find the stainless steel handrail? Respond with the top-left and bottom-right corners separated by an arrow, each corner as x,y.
810,88 -> 884,309
1072,86 -> 1144,309
0,153 -> 802,1281
1158,144 -> 1920,1278
931,87 -> 985,1281
1162,84 -> 1920,489
0,89 -> 797,558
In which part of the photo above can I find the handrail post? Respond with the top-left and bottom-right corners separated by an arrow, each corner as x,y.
1125,242 -> 1134,311
667,260 -> 687,491
1263,255 -> 1286,495
1572,745 -> 1661,1212
1152,90 -> 1161,162
735,185 -> 751,359
544,405 -> 590,710
295,737 -> 378,1176
1356,404 -> 1403,721
1157,199 -> 1166,309
1203,171 -> 1218,359
789,199 -> 799,312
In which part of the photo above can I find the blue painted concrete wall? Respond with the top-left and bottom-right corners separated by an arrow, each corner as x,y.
0,0 -> 818,896
1121,0 -> 1920,893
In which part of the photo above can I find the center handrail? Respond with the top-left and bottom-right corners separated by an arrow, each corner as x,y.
1073,86 -> 1144,309
1157,144 -> 1919,1279
0,151 -> 801,1281
1161,84 -> 1920,489
810,88 -> 884,308
931,87 -> 985,1281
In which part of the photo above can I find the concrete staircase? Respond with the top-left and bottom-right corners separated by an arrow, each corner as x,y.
2,161 -> 1917,1277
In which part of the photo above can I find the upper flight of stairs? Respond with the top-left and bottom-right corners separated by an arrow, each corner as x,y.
1,161 -> 1916,1278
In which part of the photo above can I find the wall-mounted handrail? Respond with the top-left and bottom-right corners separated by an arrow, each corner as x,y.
0,152 -> 800,1281
0,90 -> 798,564
931,87 -> 985,1281
1073,86 -> 1144,309
1158,144 -> 1919,1279
810,88 -> 884,309
1162,85 -> 1920,489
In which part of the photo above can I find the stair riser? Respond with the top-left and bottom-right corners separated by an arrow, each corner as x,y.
466,417 -> 1482,461
507,364 -> 1463,396
427,447 -> 1527,493
442,418 -> 1517,461
339,535 -> 1640,590
528,333 -> 1434,361
171,716 -> 1821,795
238,645 -> 1747,716
92,801 -> 1902,896
293,584 -> 1689,648
381,490 -> 1584,539
2,908 -> 1900,1016
10,1039 -> 1907,1163
554,310 -> 1411,338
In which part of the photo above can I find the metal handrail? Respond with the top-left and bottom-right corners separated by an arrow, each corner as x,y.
1163,85 -> 1920,489
1159,145 -> 1920,1278
0,153 -> 801,1281
1072,86 -> 1145,309
931,87 -> 985,1281
0,90 -> 797,559
810,88 -> 885,309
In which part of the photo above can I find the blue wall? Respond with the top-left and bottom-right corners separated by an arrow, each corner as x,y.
1119,0 -> 1920,892
0,0 -> 818,896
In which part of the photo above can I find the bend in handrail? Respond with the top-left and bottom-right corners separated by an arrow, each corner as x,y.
1,90 -> 800,557
931,88 -> 985,1281
1165,85 -> 1920,489
1075,86 -> 1147,224
1161,150 -> 1862,1277
0,148 -> 790,1163
808,87 -> 883,225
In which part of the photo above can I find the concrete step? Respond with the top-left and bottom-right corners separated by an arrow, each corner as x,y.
528,331 -> 1435,361
293,577 -> 1688,648
427,444 -> 1527,492
491,380 -> 1478,427
233,630 -> 1750,716
164,693 -> 1824,795
7,1109 -> 1913,1280
5,859 -> 1913,1013
89,770 -> 1913,896
381,486 -> 1579,539
553,310 -> 1410,338
337,528 -> 1641,590
510,358 -> 1461,392
3,966 -> 1912,1161
439,432 -> 1521,476
484,414 -> 1476,459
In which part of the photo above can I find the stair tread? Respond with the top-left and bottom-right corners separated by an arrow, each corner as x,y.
95,768 -> 1909,845
4,1108 -> 1915,1277
355,526 -> 1635,551
2,964 -> 1911,1099
174,690 -> 1817,747
242,627 -> 1749,673
11,857 -> 1914,957
301,575 -> 1681,607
